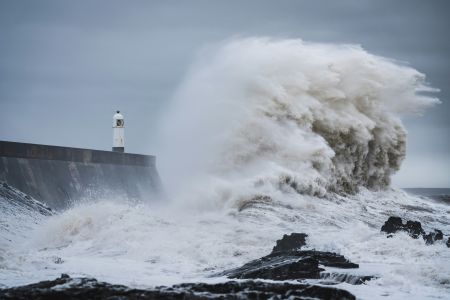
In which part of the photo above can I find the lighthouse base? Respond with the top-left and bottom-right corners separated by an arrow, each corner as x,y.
112,147 -> 124,153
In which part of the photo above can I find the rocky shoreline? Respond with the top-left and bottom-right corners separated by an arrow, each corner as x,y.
1,217 -> 447,300
0,233 -> 366,300
221,233 -> 370,284
381,216 -> 450,247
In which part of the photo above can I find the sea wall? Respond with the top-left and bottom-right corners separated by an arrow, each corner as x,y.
0,141 -> 162,210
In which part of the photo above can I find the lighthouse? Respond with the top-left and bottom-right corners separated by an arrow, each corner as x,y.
113,110 -> 124,152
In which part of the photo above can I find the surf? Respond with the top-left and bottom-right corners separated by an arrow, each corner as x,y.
1,38 -> 448,299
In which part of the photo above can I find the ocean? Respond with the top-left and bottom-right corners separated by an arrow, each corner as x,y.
1,38 -> 448,299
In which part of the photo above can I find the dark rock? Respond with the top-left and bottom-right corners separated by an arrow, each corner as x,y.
295,250 -> 358,269
223,254 -> 323,280
222,249 -> 358,280
0,274 -> 356,300
180,281 -> 356,300
320,272 -> 377,285
381,217 -> 425,238
272,233 -> 308,253
222,233 -> 359,281
447,237 -> 450,248
381,216 -> 404,234
423,229 -> 443,245
404,220 -> 425,238
381,217 -> 446,246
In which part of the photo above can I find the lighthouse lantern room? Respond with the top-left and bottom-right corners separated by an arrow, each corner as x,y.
113,110 -> 125,152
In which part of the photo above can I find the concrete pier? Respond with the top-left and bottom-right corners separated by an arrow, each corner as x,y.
0,141 -> 162,210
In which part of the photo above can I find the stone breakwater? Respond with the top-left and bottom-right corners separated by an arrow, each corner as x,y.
0,141 -> 162,210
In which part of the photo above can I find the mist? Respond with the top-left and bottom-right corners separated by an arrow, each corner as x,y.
156,38 -> 439,206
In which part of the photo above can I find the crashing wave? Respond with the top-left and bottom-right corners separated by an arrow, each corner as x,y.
0,182 -> 52,270
158,38 -> 438,204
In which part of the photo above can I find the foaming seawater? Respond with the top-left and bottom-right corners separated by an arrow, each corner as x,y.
1,189 -> 449,299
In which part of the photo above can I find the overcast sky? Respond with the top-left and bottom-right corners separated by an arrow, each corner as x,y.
0,0 -> 449,187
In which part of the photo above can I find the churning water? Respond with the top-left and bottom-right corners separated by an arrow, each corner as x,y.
1,38 -> 448,299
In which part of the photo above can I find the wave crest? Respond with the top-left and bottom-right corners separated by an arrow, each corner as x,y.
158,38 -> 438,202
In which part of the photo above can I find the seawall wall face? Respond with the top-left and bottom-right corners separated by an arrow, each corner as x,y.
0,141 -> 162,210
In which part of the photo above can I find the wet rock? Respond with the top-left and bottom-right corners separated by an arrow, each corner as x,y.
404,220 -> 425,238
222,234 -> 358,281
272,233 -> 307,253
381,217 -> 447,246
303,251 -> 356,268
423,229 -> 443,245
320,272 -> 377,285
381,216 -> 424,238
381,216 -> 404,234
180,281 -> 356,299
271,234 -> 357,268
223,253 -> 323,280
0,274 -> 356,300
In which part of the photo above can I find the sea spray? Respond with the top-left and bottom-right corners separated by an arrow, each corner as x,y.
157,38 -> 439,207
1,38 -> 448,300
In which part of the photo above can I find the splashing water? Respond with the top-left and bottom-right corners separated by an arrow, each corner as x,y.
1,38 -> 448,299
157,38 -> 439,206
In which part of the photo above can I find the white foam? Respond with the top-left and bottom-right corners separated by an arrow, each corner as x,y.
157,38 -> 439,204
1,190 -> 449,299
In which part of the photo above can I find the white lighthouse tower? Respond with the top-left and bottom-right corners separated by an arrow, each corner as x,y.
112,110 -> 125,152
